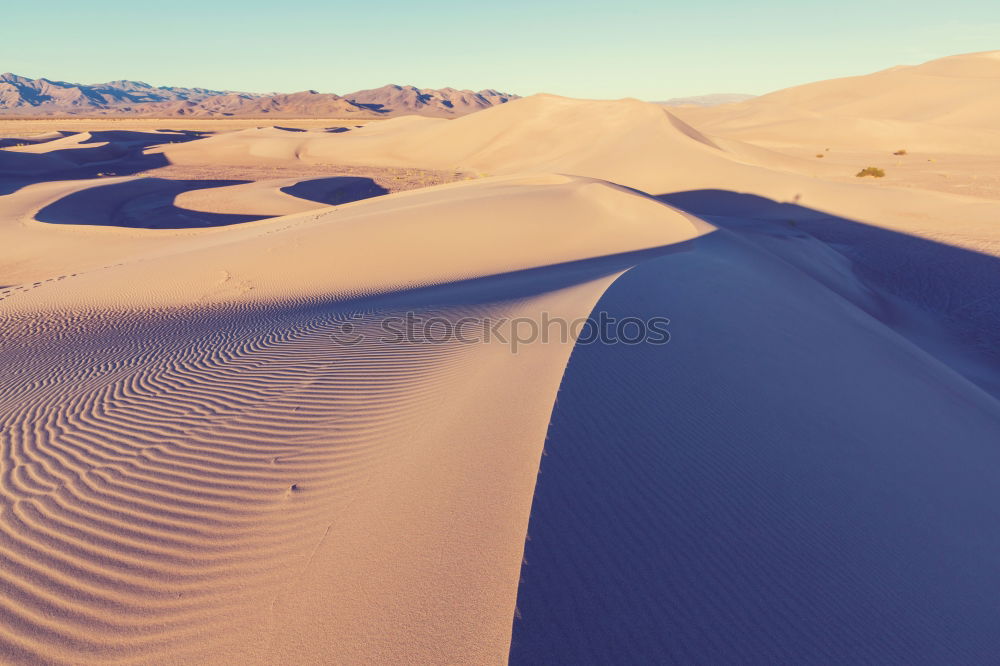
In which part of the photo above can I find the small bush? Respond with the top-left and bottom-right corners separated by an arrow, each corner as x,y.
815,154 -> 824,158
893,149 -> 907,156
856,167 -> 885,178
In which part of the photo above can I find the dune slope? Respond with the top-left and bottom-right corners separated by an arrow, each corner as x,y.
511,229 -> 1000,664
0,174 -> 708,663
675,51 -> 1000,153
152,94 -> 1000,257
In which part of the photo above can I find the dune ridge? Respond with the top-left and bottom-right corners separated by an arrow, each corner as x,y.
511,228 -> 1000,664
0,172 -> 708,663
675,50 -> 1000,153
152,93 -> 1000,256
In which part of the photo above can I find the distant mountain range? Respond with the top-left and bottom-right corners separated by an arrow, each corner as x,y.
656,93 -> 756,107
0,74 -> 519,118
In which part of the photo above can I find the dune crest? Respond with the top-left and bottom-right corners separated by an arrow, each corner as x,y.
675,51 -> 1000,152
0,170 -> 708,662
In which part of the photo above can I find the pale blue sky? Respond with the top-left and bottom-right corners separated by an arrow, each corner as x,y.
2,0 -> 997,99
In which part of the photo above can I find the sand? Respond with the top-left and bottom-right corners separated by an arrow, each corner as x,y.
0,117 -> 379,138
2,51 -> 1000,664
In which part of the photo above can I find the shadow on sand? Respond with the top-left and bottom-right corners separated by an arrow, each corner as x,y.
281,177 -> 389,207
0,132 -> 73,148
657,189 -> 1000,387
35,178 -> 265,229
509,193 -> 1000,664
0,130 -> 208,195
30,176 -> 395,230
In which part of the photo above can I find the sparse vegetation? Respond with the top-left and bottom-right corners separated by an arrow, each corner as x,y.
856,167 -> 885,178
893,149 -> 907,156
815,154 -> 824,158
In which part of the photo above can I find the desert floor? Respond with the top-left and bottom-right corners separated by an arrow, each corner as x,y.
2,53 -> 1000,665
0,117 -> 380,137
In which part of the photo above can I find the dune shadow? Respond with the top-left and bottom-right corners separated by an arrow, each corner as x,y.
0,130 -> 207,195
658,189 -> 1000,388
510,220 -> 1000,663
281,177 -> 389,206
0,132 -> 72,148
316,241 -> 698,314
35,178 -> 267,229
0,178 -> 30,196
76,130 -> 208,145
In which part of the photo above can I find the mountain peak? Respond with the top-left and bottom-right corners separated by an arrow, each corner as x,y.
0,74 -> 519,118
0,72 -> 516,117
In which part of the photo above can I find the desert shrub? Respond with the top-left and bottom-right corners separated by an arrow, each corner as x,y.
893,149 -> 907,156
815,154 -> 824,158
856,167 -> 885,178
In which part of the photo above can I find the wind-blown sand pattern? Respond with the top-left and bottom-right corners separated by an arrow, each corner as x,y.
0,282 -> 613,663
2,50 -> 1000,664
0,168 -> 708,662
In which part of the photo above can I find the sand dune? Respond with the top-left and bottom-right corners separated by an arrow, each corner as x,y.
512,227 -> 1000,663
0,172 -> 708,662
0,130 -> 200,180
747,51 -> 1000,129
173,176 -> 388,217
7,174 -> 710,311
0,273 -> 624,663
153,96 -> 757,189
3,52 -> 1000,664
676,51 -> 1000,153
153,93 -> 1000,255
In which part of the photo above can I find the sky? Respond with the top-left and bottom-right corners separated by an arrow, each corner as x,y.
2,0 -> 998,99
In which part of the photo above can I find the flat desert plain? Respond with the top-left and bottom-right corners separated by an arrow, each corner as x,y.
2,51 -> 1000,664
